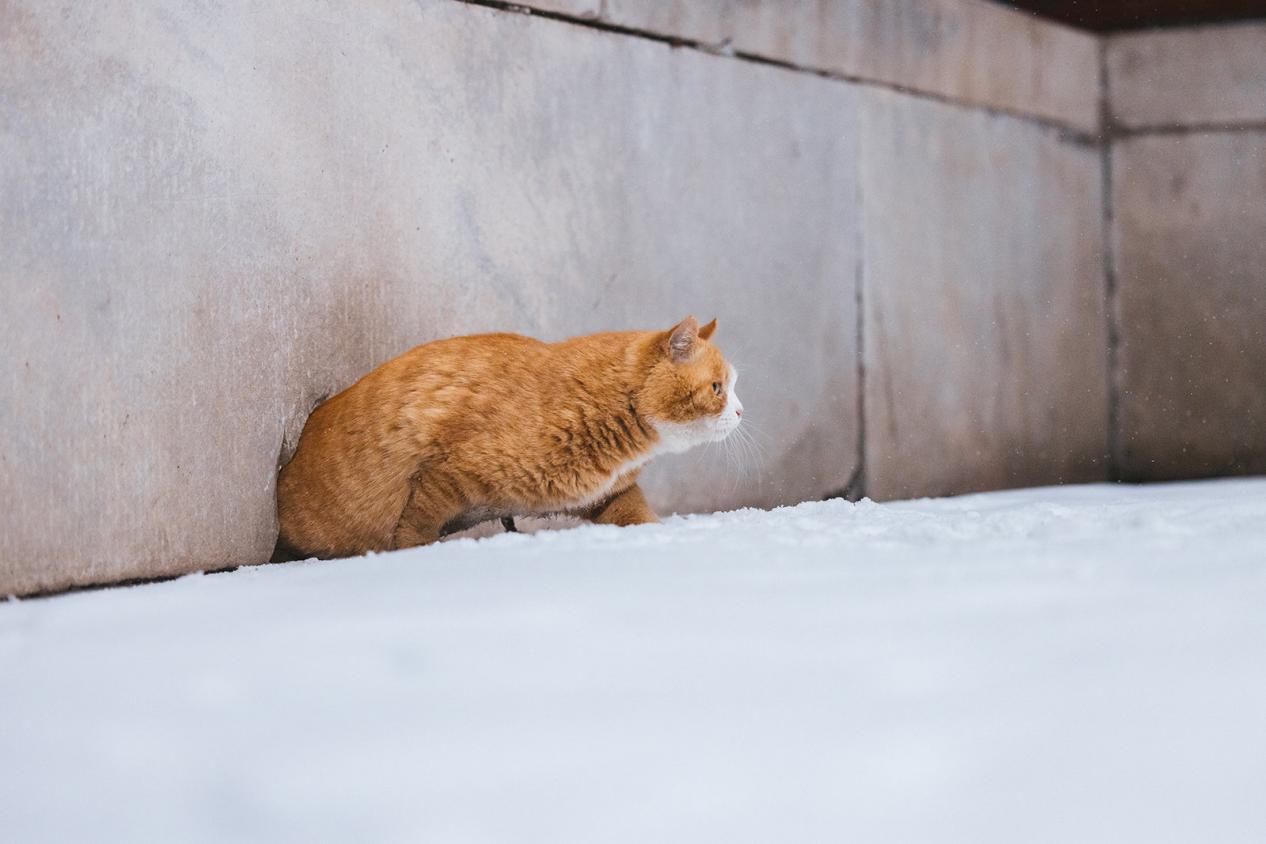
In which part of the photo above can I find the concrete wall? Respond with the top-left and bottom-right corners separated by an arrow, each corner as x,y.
530,0 -> 1100,130
1107,23 -> 1266,480
861,90 -> 1107,500
0,0 -> 1118,595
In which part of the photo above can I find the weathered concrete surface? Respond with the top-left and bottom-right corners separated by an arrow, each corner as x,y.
861,91 -> 1109,500
1108,23 -> 1266,130
0,0 -> 860,595
526,0 -> 1100,132
1111,132 -> 1266,480
1106,23 -> 1266,481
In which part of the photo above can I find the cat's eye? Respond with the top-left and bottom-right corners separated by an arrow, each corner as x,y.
711,381 -> 722,397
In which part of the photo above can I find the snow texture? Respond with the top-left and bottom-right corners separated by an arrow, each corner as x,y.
3,479 -> 1265,843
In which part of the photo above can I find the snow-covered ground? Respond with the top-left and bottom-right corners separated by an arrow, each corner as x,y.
3,479 -> 1266,843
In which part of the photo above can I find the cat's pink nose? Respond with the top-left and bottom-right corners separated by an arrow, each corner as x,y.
736,409 -> 742,417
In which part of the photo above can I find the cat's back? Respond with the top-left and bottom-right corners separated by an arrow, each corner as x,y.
392,331 -> 548,374
293,329 -> 637,452
383,329 -> 648,402
347,331 -> 550,407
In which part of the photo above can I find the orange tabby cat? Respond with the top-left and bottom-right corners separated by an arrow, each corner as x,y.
276,316 -> 743,558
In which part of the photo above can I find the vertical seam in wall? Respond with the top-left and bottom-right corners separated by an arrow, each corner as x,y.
1098,38 -> 1123,482
853,129 -> 868,502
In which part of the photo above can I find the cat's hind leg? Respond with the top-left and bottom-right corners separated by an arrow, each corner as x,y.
391,476 -> 462,551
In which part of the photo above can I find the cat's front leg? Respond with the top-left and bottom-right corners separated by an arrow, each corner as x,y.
586,483 -> 659,527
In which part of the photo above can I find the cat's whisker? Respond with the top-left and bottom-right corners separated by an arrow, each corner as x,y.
736,416 -> 771,448
740,439 -> 759,478
729,434 -> 750,474
725,426 -> 757,473
722,436 -> 738,475
720,430 -> 758,492
746,426 -> 771,466
689,441 -> 709,468
729,425 -> 770,494
721,440 -> 742,496
733,423 -> 771,472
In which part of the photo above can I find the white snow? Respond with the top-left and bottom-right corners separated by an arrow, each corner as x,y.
3,479 -> 1266,843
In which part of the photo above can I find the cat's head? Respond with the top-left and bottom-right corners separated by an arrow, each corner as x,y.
639,315 -> 743,453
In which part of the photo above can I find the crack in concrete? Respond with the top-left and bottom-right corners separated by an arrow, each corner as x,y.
1115,120 -> 1266,138
1098,39 -> 1124,483
853,135 -> 868,503
451,0 -> 1102,146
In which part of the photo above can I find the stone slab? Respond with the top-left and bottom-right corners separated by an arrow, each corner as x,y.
1108,23 -> 1266,130
527,0 -> 1101,132
861,90 -> 1110,500
0,0 -> 860,594
1111,132 -> 1266,480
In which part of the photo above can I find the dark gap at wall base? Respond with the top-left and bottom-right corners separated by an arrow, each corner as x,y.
11,566 -> 242,603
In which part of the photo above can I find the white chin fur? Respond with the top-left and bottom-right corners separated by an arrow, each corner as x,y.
651,370 -> 744,454
652,418 -> 726,454
651,404 -> 743,455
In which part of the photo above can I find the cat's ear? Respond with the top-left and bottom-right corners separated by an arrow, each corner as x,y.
667,316 -> 700,363
698,318 -> 717,341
